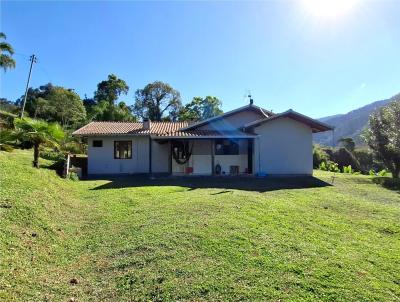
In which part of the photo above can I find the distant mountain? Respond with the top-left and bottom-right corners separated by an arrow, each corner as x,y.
313,93 -> 400,146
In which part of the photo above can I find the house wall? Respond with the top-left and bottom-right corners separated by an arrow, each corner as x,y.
87,136 -> 149,174
253,118 -> 313,175
151,140 -> 170,173
198,110 -> 263,131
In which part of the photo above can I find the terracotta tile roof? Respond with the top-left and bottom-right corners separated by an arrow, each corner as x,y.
72,121 -> 189,136
72,121 -> 255,138
156,130 -> 256,138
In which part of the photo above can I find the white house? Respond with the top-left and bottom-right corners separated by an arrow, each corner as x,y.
72,103 -> 332,176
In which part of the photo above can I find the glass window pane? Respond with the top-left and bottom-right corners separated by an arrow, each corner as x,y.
114,141 -> 132,159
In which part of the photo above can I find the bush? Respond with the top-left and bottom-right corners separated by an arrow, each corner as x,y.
328,162 -> 340,173
342,165 -> 353,174
319,162 -> 327,171
0,110 -> 16,129
39,149 -> 65,162
378,169 -> 388,177
68,172 -> 79,181
369,169 -> 376,176
313,145 -> 329,168
62,141 -> 85,154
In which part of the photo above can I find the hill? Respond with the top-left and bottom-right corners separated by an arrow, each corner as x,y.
313,93 -> 400,146
1,150 -> 400,301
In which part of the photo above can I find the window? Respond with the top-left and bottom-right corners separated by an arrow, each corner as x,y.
215,139 -> 239,155
92,140 -> 103,147
114,141 -> 132,159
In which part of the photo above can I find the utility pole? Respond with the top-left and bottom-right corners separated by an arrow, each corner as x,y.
20,54 -> 37,118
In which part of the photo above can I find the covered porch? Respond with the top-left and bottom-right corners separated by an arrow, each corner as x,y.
153,136 -> 256,176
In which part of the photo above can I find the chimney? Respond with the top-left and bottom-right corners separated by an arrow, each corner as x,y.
143,118 -> 151,130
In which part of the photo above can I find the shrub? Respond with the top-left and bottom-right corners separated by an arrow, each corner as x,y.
0,110 -> 16,129
313,145 -> 329,168
319,162 -> 327,171
369,169 -> 376,176
62,141 -> 85,154
39,149 -> 65,162
68,172 -> 79,181
342,165 -> 353,174
378,169 -> 388,177
328,162 -> 340,173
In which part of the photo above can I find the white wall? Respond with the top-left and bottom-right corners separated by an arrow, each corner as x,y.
151,140 -> 170,173
253,118 -> 313,175
214,155 -> 248,174
87,136 -> 149,174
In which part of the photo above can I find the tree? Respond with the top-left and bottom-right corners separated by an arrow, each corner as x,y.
0,32 -> 16,71
94,74 -> 129,105
133,81 -> 182,121
179,96 -> 223,121
338,137 -> 355,152
85,74 -> 134,122
33,97 -> 50,119
0,98 -> 18,114
15,83 -> 55,118
45,87 -> 86,128
15,84 -> 86,128
364,100 -> 400,178
13,118 -> 65,168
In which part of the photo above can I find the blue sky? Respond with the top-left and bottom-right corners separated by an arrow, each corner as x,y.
1,1 -> 399,118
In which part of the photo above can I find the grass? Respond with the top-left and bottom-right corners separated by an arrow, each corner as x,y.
1,150 -> 399,301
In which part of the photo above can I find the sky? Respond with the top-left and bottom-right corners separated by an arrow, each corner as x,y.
1,0 -> 399,118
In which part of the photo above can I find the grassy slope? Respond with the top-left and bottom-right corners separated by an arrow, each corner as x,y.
0,150 -> 399,301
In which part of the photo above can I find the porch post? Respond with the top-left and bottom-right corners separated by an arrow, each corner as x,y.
169,140 -> 172,175
247,138 -> 253,174
148,137 -> 152,174
211,139 -> 215,175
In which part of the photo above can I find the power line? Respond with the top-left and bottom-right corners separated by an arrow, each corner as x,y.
13,52 -> 31,59
20,54 -> 37,118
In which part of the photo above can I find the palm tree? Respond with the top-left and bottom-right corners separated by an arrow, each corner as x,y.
0,32 -> 16,71
14,118 -> 65,168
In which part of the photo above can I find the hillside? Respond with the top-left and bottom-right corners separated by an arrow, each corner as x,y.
1,150 -> 400,301
313,93 -> 400,146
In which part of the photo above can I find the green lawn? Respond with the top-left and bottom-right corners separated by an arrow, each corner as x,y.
1,150 -> 399,302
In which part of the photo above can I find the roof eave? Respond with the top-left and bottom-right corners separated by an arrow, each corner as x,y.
243,109 -> 334,133
72,133 -> 150,137
152,135 -> 258,140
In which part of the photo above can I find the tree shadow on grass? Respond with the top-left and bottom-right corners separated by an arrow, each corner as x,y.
41,160 -> 64,177
88,175 -> 332,193
372,177 -> 400,193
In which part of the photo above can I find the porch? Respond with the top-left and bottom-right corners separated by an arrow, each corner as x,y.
153,138 -> 255,176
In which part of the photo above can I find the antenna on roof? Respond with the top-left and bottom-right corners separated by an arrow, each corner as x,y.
243,90 -> 253,105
